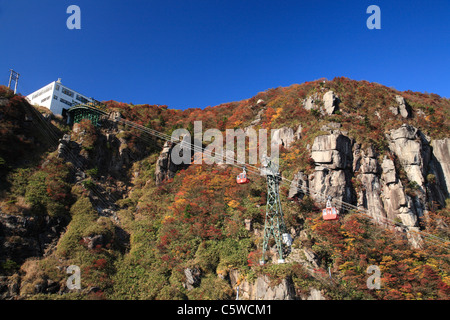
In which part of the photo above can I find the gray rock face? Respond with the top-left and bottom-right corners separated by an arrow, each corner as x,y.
304,288 -> 327,300
272,127 -> 295,149
288,172 -> 309,199
388,124 -> 427,189
183,267 -> 201,291
229,270 -> 296,300
389,95 -> 411,118
395,95 -> 411,118
155,141 -> 175,185
303,91 -> 339,115
287,123 -> 448,247
57,134 -> 72,159
431,138 -> 450,196
295,124 -> 302,140
311,133 -> 352,170
0,213 -> 66,272
387,124 -> 434,221
379,156 -> 421,237
353,145 -> 385,221
254,275 -> 295,300
303,95 -> 317,111
322,91 -> 339,115
229,266 -> 326,300
309,132 -> 354,209
155,138 -> 191,185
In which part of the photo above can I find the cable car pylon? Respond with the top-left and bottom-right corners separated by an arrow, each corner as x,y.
259,157 -> 292,265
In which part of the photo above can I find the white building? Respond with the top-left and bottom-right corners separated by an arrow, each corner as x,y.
26,79 -> 93,116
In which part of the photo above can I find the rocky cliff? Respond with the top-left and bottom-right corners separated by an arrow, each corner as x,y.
0,78 -> 449,300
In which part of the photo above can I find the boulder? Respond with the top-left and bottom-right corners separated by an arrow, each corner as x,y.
303,91 -> 339,115
183,267 -> 202,291
82,234 -> 105,250
272,127 -> 295,149
322,91 -> 339,115
57,134 -> 72,159
303,95 -> 317,111
395,95 -> 411,118
295,124 -> 302,140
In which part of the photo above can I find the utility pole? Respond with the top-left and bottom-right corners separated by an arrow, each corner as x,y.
8,69 -> 20,94
260,157 -> 291,265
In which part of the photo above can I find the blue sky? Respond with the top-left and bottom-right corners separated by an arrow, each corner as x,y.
1,0 -> 449,109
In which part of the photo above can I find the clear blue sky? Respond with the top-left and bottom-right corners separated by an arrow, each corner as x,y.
1,0 -> 449,109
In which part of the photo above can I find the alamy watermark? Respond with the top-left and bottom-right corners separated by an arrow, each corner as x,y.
366,5 -> 381,30
67,5 -> 81,30
366,265 -> 381,290
66,265 -> 81,290
170,121 -> 281,166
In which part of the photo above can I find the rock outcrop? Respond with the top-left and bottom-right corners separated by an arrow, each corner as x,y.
183,267 -> 202,291
228,267 -> 326,300
431,138 -> 450,197
289,123 -> 449,244
288,172 -> 309,200
309,132 -> 354,208
353,145 -> 385,221
155,137 -> 191,185
388,124 -> 427,189
303,91 -> 339,115
389,95 -> 411,118
271,127 -> 295,149
0,213 -> 66,264
322,91 -> 339,115
380,156 -> 418,227
229,270 -> 296,300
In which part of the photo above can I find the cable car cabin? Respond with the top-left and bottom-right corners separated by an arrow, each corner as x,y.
236,172 -> 250,184
322,207 -> 339,221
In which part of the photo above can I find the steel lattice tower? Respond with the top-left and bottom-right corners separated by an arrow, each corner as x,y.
260,158 -> 289,264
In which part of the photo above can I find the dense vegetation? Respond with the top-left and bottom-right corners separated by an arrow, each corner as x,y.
0,77 -> 449,300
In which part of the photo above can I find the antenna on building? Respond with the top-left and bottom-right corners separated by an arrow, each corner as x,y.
8,69 -> 20,94
57,78 -> 62,83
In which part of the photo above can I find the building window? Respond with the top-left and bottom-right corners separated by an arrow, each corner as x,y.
76,94 -> 89,104
60,98 -> 72,106
31,84 -> 53,100
54,95 -> 58,100
55,85 -> 60,91
62,88 -> 74,97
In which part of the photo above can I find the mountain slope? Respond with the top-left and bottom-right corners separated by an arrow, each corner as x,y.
0,77 -> 449,300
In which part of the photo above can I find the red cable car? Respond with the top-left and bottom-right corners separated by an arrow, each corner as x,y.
236,167 -> 250,184
323,197 -> 339,221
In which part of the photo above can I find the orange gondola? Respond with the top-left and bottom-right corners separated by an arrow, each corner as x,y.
236,167 -> 250,184
323,196 -> 339,221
